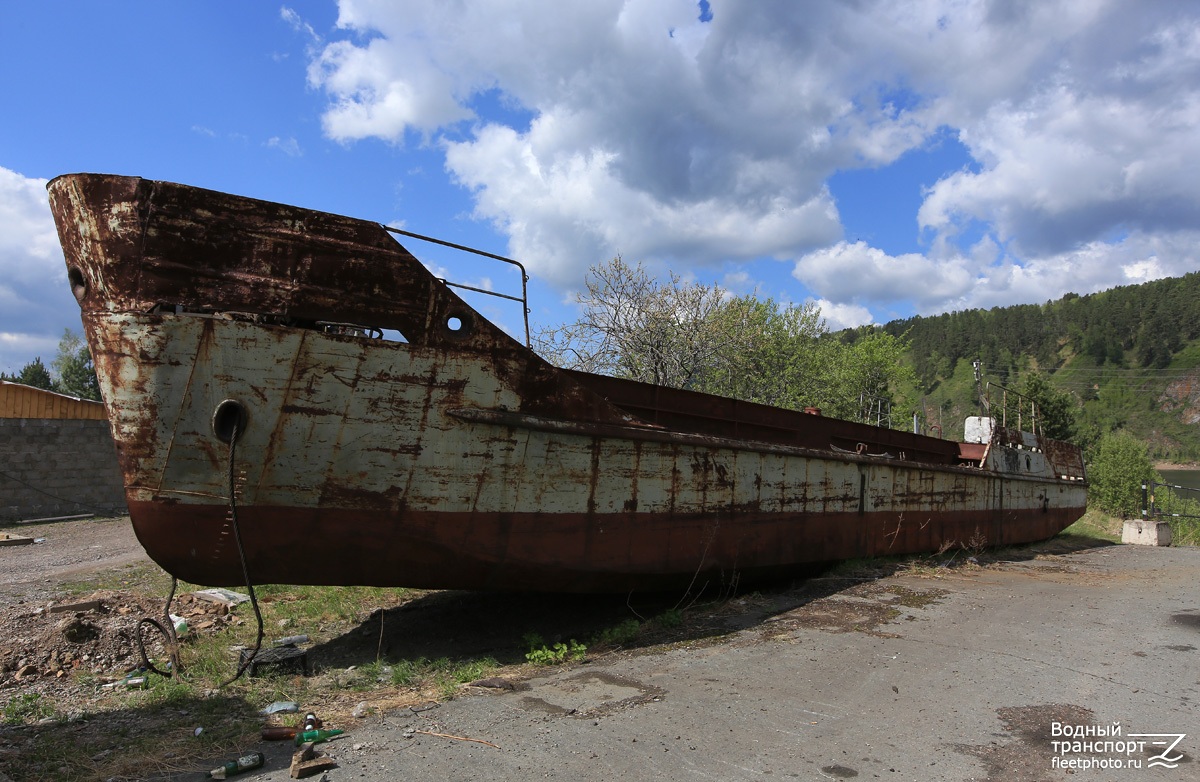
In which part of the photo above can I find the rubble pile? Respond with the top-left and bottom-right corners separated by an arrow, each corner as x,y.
0,590 -> 238,704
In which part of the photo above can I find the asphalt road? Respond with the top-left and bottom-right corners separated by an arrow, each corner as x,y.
236,543 -> 1199,782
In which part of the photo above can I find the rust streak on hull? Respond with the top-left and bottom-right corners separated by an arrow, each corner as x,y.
49,173 -> 1088,593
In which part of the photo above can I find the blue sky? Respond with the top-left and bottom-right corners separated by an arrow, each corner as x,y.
2,1 -> 1198,374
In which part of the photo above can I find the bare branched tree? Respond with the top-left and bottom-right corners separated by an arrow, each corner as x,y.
534,257 -> 736,389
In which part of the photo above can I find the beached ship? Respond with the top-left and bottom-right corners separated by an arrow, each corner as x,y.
48,174 -> 1087,592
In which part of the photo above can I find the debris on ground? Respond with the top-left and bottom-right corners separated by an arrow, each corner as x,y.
193,588 -> 252,607
290,741 -> 337,779
261,700 -> 299,715
206,750 -> 265,779
0,589 -> 240,711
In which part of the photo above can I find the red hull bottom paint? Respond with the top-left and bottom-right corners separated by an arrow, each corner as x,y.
129,500 -> 1083,592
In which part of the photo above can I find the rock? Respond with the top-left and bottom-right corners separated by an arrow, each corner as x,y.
57,616 -> 99,644
351,701 -> 370,719
470,676 -> 515,690
192,588 -> 250,607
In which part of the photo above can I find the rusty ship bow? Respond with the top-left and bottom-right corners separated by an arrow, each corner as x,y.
48,174 -> 1087,592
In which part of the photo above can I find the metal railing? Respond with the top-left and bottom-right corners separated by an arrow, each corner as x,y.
1142,481 -> 1200,521
858,393 -> 893,428
384,226 -> 531,347
984,381 -> 1040,435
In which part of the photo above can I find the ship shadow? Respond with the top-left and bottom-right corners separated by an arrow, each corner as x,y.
0,689 -> 304,782
309,533 -> 1117,670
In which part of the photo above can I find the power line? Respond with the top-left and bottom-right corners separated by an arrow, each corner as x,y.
1052,367 -> 1198,376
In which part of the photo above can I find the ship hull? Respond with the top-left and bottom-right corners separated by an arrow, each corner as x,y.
49,174 -> 1088,592
128,502 -> 1078,592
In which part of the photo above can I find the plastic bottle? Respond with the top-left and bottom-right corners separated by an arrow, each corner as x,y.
206,751 -> 264,779
293,728 -> 344,746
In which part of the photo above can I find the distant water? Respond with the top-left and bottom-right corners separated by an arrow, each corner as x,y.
1158,469 -> 1200,492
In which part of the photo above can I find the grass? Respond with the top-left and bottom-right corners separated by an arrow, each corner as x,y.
57,563 -> 171,595
2,693 -> 55,725
591,619 -> 641,648
1063,505 -> 1200,546
345,656 -> 501,699
1061,508 -> 1123,542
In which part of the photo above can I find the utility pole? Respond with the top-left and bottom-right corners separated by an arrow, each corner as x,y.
973,359 -> 988,415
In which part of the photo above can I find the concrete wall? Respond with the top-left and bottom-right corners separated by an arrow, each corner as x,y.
0,418 -> 127,522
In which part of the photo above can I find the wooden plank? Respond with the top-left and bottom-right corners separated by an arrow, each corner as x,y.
0,381 -> 106,419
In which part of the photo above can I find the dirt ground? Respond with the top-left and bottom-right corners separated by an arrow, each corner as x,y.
0,518 -> 242,721
0,516 -> 160,697
0,517 -> 149,604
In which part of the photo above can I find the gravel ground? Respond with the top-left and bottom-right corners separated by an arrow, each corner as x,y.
239,543 -> 1200,782
0,516 -> 150,604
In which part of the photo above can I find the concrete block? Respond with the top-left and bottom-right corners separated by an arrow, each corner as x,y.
964,417 -> 995,444
1122,520 -> 1172,546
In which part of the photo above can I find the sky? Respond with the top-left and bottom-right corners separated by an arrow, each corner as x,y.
1,0 -> 1198,374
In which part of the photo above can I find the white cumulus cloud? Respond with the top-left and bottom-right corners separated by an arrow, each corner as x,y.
304,0 -> 1200,321
0,167 -> 77,373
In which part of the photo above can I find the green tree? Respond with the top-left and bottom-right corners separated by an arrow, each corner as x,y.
1019,372 -> 1078,441
691,296 -> 832,409
1087,430 -> 1157,518
534,258 -> 913,425
2,357 -> 57,391
822,327 -> 917,422
51,329 -> 101,401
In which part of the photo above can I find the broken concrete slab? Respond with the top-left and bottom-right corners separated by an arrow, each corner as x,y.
193,588 -> 251,607
49,598 -> 104,614
0,532 -> 34,546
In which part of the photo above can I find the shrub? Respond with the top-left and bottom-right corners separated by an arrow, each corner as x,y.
526,640 -> 586,665
1087,430 -> 1157,518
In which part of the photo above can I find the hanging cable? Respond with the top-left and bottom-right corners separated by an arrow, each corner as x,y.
135,575 -> 180,677
220,417 -> 266,687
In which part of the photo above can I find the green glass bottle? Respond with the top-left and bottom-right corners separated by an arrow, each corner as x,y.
293,728 -> 345,746
206,751 -> 264,779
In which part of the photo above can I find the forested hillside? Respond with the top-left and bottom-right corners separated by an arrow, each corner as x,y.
881,272 -> 1200,461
